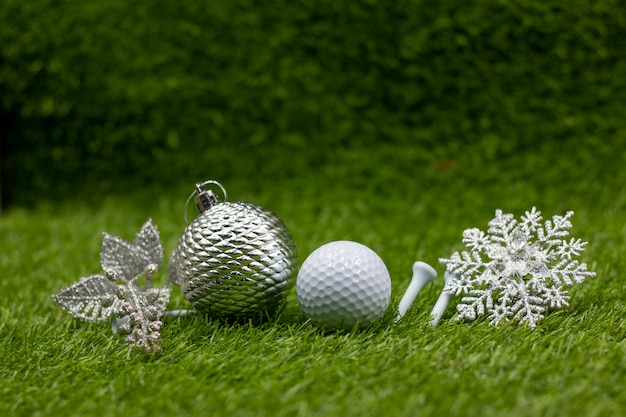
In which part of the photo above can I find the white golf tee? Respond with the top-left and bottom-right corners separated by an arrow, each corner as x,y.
396,261 -> 437,320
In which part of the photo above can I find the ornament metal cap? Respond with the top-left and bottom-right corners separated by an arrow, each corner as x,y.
184,180 -> 228,223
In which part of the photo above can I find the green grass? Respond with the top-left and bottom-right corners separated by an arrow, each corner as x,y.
1,139 -> 625,416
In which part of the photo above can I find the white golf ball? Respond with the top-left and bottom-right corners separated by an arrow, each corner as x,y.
296,240 -> 391,330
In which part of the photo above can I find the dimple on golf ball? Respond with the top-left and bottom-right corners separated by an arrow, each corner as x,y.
296,240 -> 391,330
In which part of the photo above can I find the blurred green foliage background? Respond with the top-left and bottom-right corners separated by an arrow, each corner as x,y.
1,0 -> 625,207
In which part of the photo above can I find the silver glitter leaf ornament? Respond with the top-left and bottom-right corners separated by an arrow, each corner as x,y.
52,274 -> 118,322
101,218 -> 163,283
169,180 -> 297,319
53,219 -> 171,353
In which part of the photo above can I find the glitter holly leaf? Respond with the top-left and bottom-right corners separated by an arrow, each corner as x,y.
51,274 -> 118,322
52,219 -> 171,353
101,218 -> 163,286
439,207 -> 595,328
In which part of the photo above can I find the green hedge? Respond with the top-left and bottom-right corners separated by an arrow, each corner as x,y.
1,0 -> 625,205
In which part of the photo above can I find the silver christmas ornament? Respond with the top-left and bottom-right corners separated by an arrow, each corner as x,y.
169,180 -> 297,319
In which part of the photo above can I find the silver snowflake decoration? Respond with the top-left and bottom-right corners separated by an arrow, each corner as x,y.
439,207 -> 595,328
52,219 -> 171,353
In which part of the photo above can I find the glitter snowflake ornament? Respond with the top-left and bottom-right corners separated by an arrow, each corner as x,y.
53,219 -> 171,353
439,207 -> 595,328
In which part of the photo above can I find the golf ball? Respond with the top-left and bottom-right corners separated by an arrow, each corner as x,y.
296,240 -> 391,330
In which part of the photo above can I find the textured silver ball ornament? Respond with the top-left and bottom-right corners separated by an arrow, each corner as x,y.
169,180 -> 297,319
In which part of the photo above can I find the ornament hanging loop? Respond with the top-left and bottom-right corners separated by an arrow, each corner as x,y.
183,180 -> 228,224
